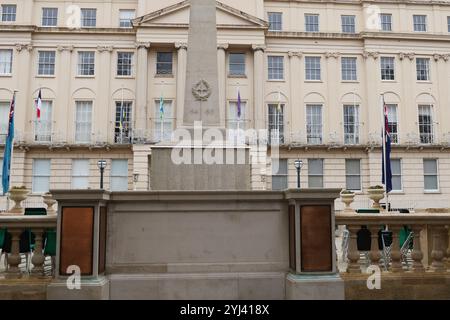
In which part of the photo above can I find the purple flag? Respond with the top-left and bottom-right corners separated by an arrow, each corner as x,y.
237,90 -> 241,119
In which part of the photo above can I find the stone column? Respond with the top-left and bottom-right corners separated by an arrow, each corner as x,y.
175,43 -> 187,128
411,225 -> 425,272
31,228 -> 45,276
389,226 -> 403,273
6,229 -> 22,278
288,51 -> 303,143
56,46 -> 74,143
368,226 -> 381,267
217,43 -> 228,128
347,226 -> 361,273
252,45 -> 266,130
135,42 -> 150,139
431,226 -> 446,272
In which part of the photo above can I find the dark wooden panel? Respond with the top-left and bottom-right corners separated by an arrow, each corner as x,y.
60,207 -> 94,276
98,206 -> 107,274
288,205 -> 296,271
300,205 -> 332,272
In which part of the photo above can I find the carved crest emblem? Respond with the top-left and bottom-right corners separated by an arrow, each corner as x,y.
192,80 -> 211,101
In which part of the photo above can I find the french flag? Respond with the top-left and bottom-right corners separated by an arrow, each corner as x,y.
36,89 -> 42,120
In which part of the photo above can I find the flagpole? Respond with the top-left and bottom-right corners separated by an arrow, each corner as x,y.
381,93 -> 389,212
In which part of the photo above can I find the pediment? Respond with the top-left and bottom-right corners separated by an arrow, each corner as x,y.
132,0 -> 268,29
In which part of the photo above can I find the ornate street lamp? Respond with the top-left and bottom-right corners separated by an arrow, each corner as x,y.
294,159 -> 303,189
97,160 -> 107,189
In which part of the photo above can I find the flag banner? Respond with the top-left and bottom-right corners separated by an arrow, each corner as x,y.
36,89 -> 42,120
237,89 -> 242,119
2,93 -> 15,195
382,98 -> 393,193
159,96 -> 164,120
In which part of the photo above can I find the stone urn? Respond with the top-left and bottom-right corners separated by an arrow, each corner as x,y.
368,186 -> 385,210
340,190 -> 355,213
8,187 -> 30,214
42,193 -> 57,215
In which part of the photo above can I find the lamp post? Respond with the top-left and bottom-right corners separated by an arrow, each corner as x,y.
97,160 -> 107,189
294,159 -> 303,189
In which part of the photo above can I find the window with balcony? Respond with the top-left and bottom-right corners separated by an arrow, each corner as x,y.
227,100 -> 247,144
268,104 -> 284,144
111,159 -> 128,191
156,52 -> 173,75
42,8 -> 58,27
268,12 -> 282,31
416,58 -> 430,81
81,8 -> 96,27
0,49 -> 12,75
345,159 -> 361,191
38,51 -> 55,76
229,53 -> 246,76
119,9 -> 135,28
386,104 -> 398,143
380,13 -> 392,31
306,104 -> 323,144
423,159 -> 439,191
418,105 -> 433,144
305,14 -> 319,32
413,15 -> 427,32
308,159 -> 324,188
32,159 -> 51,193
75,101 -> 92,143
72,159 -> 90,189
154,99 -> 173,142
77,51 -> 95,76
341,15 -> 356,33
272,159 -> 288,190
115,101 -> 132,143
391,159 -> 402,191
117,52 -> 133,76
305,56 -> 321,81
343,104 -> 359,144
341,57 -> 357,81
268,56 -> 284,80
34,101 -> 52,142
1,5 -> 16,22
381,57 -> 395,80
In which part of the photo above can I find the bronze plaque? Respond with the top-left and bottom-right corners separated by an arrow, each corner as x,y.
300,205 -> 332,272
98,206 -> 107,274
60,207 -> 94,276
288,205 -> 296,271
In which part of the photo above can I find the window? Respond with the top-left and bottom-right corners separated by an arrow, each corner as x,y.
154,100 -> 174,142
448,16 -> 450,32
81,8 -> 96,27
305,57 -> 321,81
341,57 -> 357,81
413,15 -> 427,32
268,12 -> 282,31
418,105 -> 434,144
77,51 -> 95,76
38,51 -> 55,76
386,104 -> 399,143
268,56 -> 284,80
1,5 -> 16,22
117,52 -> 133,76
75,101 -> 92,143
345,159 -> 361,191
343,104 -> 359,144
35,101 -> 52,142
268,104 -> 284,144
391,159 -> 402,191
119,9 -> 135,28
416,58 -> 430,81
380,57 -> 395,80
0,49 -> 12,75
305,14 -> 319,32
72,159 -> 90,189
423,159 -> 438,191
272,159 -> 287,190
229,53 -> 246,76
0,102 -> 9,143
42,8 -> 58,27
111,159 -> 128,191
380,13 -> 392,31
308,159 -> 324,188
32,159 -> 51,193
306,104 -> 322,144
341,15 -> 356,33
115,101 -> 132,143
156,52 -> 173,75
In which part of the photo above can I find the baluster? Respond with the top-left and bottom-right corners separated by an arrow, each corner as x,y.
6,229 -> 22,278
431,225 -> 446,272
347,225 -> 361,273
31,228 -> 45,276
389,226 -> 403,273
446,226 -> 450,269
411,225 -> 425,273
368,226 -> 381,267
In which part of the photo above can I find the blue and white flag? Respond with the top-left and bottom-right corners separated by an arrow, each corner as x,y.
382,97 -> 393,193
2,92 -> 15,195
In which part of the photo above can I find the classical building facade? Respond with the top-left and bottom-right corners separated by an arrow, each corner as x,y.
0,0 -> 450,209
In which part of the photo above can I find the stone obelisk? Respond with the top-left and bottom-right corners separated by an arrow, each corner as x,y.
183,0 -> 220,127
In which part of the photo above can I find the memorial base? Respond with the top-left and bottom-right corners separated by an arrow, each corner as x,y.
46,276 -> 109,300
285,273 -> 345,300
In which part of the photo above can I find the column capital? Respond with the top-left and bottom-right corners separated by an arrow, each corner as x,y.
135,42 -> 151,50
217,43 -> 229,51
57,45 -> 74,52
175,42 -> 188,50
97,45 -> 113,53
433,53 -> 450,62
362,51 -> 379,60
325,52 -> 340,59
252,44 -> 266,52
15,43 -> 33,53
288,51 -> 302,58
399,52 -> 415,61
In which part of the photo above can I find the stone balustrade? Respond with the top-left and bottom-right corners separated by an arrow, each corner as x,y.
336,212 -> 450,274
0,215 -> 57,278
